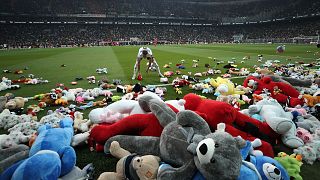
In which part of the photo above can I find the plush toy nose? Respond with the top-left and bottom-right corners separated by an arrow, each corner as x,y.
196,138 -> 216,165
199,143 -> 208,155
274,168 -> 280,175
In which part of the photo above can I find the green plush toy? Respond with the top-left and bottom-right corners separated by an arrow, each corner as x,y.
274,153 -> 303,180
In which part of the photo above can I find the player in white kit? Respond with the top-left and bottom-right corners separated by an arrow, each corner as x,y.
132,47 -> 164,80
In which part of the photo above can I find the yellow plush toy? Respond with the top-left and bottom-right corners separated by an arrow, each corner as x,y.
98,141 -> 160,180
210,77 -> 245,96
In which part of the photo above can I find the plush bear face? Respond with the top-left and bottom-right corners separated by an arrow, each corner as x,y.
132,155 -> 160,180
194,132 -> 244,179
5,100 -> 17,109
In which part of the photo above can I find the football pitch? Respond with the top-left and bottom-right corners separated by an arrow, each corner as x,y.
1,44 -> 320,179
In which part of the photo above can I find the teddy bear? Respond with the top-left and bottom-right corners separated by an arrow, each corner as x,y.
98,141 -> 160,180
243,76 -> 303,107
5,97 -> 27,111
183,93 -> 276,157
274,152 -> 303,180
73,111 -> 92,133
104,96 -> 245,179
247,98 -> 304,148
1,118 -> 77,179
303,94 -> 320,107
40,93 -> 58,106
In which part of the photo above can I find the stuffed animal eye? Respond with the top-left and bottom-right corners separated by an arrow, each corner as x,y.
215,144 -> 219,148
210,158 -> 216,163
137,159 -> 140,162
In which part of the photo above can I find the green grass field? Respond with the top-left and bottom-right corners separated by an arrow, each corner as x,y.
1,44 -> 320,179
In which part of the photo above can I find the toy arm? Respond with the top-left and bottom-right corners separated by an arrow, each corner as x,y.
58,146 -> 76,176
177,110 -> 211,136
248,105 -> 263,114
157,160 -> 196,180
105,135 -> 160,156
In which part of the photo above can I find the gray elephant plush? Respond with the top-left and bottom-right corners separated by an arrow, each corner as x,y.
105,95 -> 246,180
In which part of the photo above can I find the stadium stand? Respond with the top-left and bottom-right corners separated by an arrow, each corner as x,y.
0,0 -> 319,48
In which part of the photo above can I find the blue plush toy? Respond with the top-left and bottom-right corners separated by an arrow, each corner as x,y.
240,141 -> 290,180
1,117 -> 76,180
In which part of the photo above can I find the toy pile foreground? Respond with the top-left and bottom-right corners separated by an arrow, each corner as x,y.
1,57 -> 320,179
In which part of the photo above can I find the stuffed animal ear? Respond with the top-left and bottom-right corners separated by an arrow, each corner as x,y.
235,136 -> 247,149
216,123 -> 226,133
187,134 -> 205,155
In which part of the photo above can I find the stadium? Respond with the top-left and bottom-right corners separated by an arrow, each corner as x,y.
0,0 -> 320,179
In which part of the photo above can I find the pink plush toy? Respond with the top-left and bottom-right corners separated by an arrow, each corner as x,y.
296,127 -> 313,143
76,96 -> 85,104
285,106 -> 307,116
99,110 -> 124,124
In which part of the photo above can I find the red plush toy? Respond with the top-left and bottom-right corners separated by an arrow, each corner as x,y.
183,93 -> 276,157
243,76 -> 303,107
90,93 -> 277,157
89,104 -> 179,152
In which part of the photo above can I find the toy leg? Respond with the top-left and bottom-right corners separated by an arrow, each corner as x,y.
282,126 -> 304,148
105,135 -> 160,156
98,172 -> 122,180
89,114 -> 163,152
109,141 -> 131,159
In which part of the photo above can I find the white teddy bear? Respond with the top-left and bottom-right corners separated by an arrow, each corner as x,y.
248,98 -> 303,148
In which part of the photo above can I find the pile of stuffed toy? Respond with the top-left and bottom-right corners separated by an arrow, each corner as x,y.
1,60 -> 320,180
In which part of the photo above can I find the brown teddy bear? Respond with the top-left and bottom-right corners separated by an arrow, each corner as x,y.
40,93 -> 57,106
98,141 -> 160,180
303,94 -> 320,107
5,97 -> 27,111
